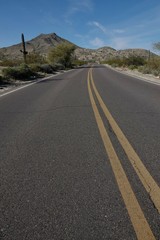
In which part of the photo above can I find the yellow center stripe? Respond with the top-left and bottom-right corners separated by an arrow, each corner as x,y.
90,68 -> 160,214
87,68 -> 155,240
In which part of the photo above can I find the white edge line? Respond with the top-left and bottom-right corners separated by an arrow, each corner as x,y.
0,69 -> 74,98
104,65 -> 160,86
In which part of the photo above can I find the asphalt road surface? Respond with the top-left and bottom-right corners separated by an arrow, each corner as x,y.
0,65 -> 160,240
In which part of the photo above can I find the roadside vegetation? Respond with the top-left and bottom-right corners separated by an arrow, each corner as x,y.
102,56 -> 160,77
1,41 -> 160,83
48,43 -> 75,69
0,42 -> 86,83
102,42 -> 160,78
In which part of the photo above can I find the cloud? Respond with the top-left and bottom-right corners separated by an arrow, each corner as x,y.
111,37 -> 134,49
68,2 -> 160,50
113,29 -> 125,34
89,21 -> 107,34
67,0 -> 93,16
89,37 -> 105,48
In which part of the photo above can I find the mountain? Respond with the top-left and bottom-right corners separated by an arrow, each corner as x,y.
75,46 -> 116,62
75,47 -> 155,62
0,32 -> 156,61
0,33 -> 74,60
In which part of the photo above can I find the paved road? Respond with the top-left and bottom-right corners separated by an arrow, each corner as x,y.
0,66 -> 160,239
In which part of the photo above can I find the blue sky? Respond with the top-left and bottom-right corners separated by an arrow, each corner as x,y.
0,0 -> 160,51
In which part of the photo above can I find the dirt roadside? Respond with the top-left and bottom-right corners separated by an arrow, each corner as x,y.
104,64 -> 160,85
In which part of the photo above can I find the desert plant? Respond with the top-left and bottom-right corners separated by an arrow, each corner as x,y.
123,56 -> 146,67
128,65 -> 137,70
151,69 -> 160,76
2,64 -> 37,80
27,52 -> 46,64
105,56 -> 146,69
138,66 -> 151,74
39,64 -> 55,73
153,42 -> 160,54
48,43 -> 75,68
73,59 -> 87,66
0,75 -> 3,84
29,63 -> 42,72
0,58 -> 23,67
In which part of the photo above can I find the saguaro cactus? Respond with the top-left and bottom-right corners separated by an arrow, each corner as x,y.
20,33 -> 28,64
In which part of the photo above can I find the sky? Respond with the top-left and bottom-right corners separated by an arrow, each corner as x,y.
0,0 -> 160,51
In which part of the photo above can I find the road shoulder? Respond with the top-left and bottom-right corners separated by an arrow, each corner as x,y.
103,64 -> 160,86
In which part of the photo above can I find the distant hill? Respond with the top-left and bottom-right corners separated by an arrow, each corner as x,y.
0,32 -> 156,61
75,47 -> 155,62
0,33 -> 74,60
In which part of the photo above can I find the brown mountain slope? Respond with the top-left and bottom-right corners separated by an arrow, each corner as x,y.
0,32 -> 156,61
0,33 -> 74,60
75,47 -> 156,62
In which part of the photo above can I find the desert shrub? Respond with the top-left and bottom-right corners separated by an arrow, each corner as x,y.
0,75 -> 3,83
48,43 -> 75,68
18,64 -> 38,79
111,63 -> 119,68
105,56 -> 146,68
123,56 -> 146,67
151,69 -> 160,76
27,53 -> 46,64
0,59 -> 23,67
138,66 -> 151,74
148,57 -> 160,69
105,58 -> 123,67
72,59 -> 87,67
0,75 -> 8,84
128,65 -> 137,70
39,64 -> 55,73
2,68 -> 18,79
2,64 -> 37,80
138,57 -> 160,76
52,63 -> 65,70
29,63 -> 42,72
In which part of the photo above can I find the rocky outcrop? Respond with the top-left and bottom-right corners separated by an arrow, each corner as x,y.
0,33 -> 73,59
0,32 -> 156,61
75,47 -> 155,62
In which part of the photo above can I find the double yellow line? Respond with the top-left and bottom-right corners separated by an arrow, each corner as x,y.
87,68 -> 160,240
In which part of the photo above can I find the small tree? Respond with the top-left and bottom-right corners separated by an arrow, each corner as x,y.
27,52 -> 46,64
48,43 -> 75,68
153,42 -> 160,54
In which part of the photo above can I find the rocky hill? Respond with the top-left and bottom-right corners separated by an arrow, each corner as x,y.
0,33 -> 73,60
0,32 -> 156,62
75,47 -> 154,62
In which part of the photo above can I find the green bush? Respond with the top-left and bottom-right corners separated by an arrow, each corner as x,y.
0,75 -> 3,83
0,75 -> 8,84
151,69 -> 160,76
48,43 -> 75,68
39,64 -> 55,73
128,65 -> 137,70
123,56 -> 146,67
105,56 -> 146,68
105,58 -> 124,67
73,59 -> 87,67
52,63 -> 65,70
138,66 -> 151,74
27,53 -> 47,64
29,63 -> 42,72
0,59 -> 23,67
2,68 -> 18,79
2,64 -> 37,80
148,58 -> 160,69
111,63 -> 119,68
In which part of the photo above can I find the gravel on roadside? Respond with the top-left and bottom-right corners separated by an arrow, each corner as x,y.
104,64 -> 160,85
